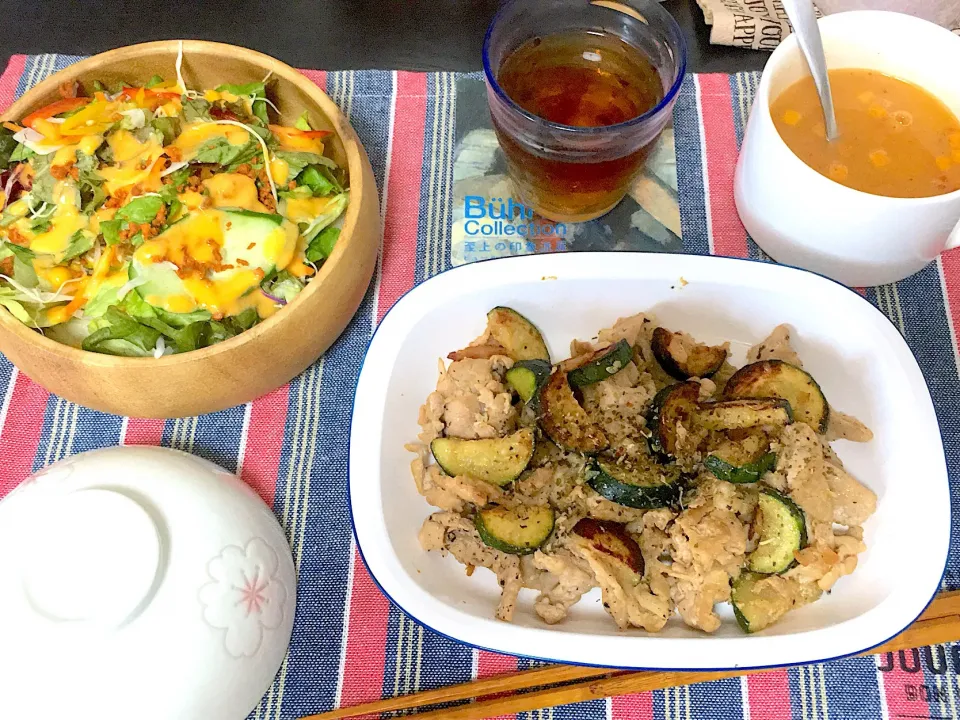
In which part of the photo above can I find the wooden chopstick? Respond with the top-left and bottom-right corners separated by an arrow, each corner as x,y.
301,664 -> 619,720
302,590 -> 960,720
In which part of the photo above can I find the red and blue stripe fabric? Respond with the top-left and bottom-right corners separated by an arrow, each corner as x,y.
0,55 -> 957,720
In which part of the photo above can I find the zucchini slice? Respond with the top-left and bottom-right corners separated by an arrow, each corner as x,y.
506,359 -> 552,405
567,339 -> 633,388
538,369 -> 609,453
587,453 -> 682,509
651,381 -> 700,457
475,504 -> 555,555
697,399 -> 793,431
487,307 -> 550,362
651,327 -> 727,380
704,451 -> 776,484
431,428 -> 535,487
732,571 -> 793,633
571,518 -> 644,574
725,360 -> 829,433
704,431 -> 776,484
646,385 -> 672,455
746,486 -> 807,574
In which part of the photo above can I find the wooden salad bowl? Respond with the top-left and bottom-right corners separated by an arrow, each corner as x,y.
0,41 -> 380,418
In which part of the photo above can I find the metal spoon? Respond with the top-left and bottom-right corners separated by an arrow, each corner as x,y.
781,0 -> 839,141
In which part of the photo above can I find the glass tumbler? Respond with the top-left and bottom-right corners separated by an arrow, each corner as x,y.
483,0 -> 687,223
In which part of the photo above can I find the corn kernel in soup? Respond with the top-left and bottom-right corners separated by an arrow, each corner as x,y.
770,69 -> 960,198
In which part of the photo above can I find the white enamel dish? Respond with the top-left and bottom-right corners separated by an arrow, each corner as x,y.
349,253 -> 949,670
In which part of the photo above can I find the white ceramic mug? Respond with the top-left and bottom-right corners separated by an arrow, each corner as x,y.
734,11 -> 960,287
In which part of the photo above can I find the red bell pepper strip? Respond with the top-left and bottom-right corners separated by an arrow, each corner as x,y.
119,87 -> 183,101
22,97 -> 90,128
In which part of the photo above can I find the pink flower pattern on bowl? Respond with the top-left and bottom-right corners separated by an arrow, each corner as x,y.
199,538 -> 288,658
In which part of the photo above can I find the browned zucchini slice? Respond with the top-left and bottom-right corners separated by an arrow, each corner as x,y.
487,307 -> 550,362
724,360 -> 829,433
704,431 -> 775,484
571,518 -> 644,574
567,339 -> 632,388
652,381 -> 700,457
651,327 -> 728,380
587,453 -> 683,509
538,369 -> 608,454
698,398 -> 793,431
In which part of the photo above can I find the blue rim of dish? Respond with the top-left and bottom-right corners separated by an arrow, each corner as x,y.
346,251 -> 951,672
480,0 -> 688,135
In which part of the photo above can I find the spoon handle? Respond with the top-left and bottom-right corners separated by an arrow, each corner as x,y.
781,0 -> 838,141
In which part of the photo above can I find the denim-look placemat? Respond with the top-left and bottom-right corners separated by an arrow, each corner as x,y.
0,54 -> 957,720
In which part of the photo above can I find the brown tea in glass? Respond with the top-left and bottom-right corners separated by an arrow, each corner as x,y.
483,0 -> 686,222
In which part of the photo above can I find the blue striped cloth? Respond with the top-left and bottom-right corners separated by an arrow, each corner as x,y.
0,54 -> 956,720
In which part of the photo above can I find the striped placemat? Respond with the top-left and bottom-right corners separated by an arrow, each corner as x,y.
0,54 -> 957,720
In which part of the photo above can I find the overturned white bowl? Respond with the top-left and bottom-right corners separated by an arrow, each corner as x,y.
0,446 -> 296,720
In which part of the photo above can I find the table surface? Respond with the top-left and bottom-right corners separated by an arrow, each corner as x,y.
2,0 -> 767,74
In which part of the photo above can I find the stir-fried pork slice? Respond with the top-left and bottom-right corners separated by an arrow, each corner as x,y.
419,511 -> 523,621
738,573 -> 823,629
785,531 -> 866,591
567,532 -> 672,632
770,423 -> 834,524
597,312 -> 657,349
585,488 -> 648,523
665,479 -> 750,632
635,508 -> 678,607
823,462 -> 877,526
407,444 -> 466,511
531,547 -> 597,624
418,357 -> 517,443
747,324 -> 804,366
824,408 -> 874,442
580,361 -> 656,456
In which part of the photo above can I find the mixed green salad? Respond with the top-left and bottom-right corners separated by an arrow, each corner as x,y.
0,60 -> 348,356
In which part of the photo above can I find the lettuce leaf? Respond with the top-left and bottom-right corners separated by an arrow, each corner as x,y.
215,82 -> 266,97
305,226 -> 340,263
29,154 -> 57,205
294,111 -> 313,131
151,116 -> 180,146
275,150 -> 338,178
4,243 -> 39,287
10,144 -> 35,163
182,97 -> 212,123
0,203 -> 26,227
261,270 -> 304,302
192,135 -> 261,167
83,282 -> 121,319
159,166 -> 191,202
0,128 -> 17,170
116,195 -> 164,224
100,219 -> 122,246
61,230 -> 94,261
82,307 -> 162,357
299,165 -> 340,196
301,192 -> 349,244
74,152 -> 105,214
0,288 -> 30,323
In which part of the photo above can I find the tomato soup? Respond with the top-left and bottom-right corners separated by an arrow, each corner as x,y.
770,69 -> 960,198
